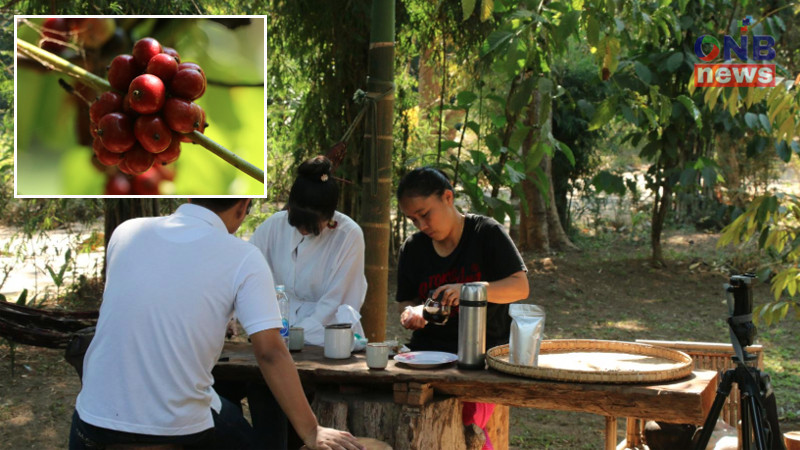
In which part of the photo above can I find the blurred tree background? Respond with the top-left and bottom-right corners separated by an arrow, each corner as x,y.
15,16 -> 264,195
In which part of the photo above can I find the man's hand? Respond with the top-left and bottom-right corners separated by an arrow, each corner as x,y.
302,425 -> 364,450
400,304 -> 427,330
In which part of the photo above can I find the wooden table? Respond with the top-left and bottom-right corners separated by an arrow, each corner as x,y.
213,343 -> 718,450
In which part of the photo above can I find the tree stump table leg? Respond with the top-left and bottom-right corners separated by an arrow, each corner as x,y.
484,405 -> 509,450
312,387 -> 467,450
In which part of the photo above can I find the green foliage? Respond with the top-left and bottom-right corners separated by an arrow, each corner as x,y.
719,193 -> 800,324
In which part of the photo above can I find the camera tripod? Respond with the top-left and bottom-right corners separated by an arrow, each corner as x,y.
693,274 -> 785,450
692,350 -> 784,450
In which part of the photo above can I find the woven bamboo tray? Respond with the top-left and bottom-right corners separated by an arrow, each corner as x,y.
486,339 -> 693,384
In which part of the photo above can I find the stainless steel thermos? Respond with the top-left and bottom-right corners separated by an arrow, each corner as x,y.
458,282 -> 488,369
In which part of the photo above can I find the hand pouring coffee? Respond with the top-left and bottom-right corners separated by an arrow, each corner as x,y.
422,290 -> 450,325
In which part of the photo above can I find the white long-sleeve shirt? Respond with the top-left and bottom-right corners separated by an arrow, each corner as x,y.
249,210 -> 367,345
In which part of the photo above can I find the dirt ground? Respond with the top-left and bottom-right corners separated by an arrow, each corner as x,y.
1,230 -> 798,449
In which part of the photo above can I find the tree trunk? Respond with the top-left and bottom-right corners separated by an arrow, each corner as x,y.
518,89 -> 577,253
359,0 -> 394,343
103,199 -> 160,279
650,165 -> 672,266
544,153 -> 578,251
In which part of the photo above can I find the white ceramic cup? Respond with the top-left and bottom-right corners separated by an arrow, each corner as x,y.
366,342 -> 390,370
289,327 -> 304,352
324,323 -> 354,359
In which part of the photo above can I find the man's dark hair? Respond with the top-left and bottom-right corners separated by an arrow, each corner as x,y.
287,156 -> 338,236
191,199 -> 243,213
396,167 -> 454,201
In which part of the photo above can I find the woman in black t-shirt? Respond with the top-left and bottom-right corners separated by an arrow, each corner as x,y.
395,167 -> 529,449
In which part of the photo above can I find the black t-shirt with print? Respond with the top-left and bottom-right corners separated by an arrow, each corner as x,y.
396,214 -> 528,353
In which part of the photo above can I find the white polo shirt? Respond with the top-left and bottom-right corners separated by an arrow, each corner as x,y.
76,203 -> 282,436
249,210 -> 367,345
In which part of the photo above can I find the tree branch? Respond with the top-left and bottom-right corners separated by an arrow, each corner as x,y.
17,39 -> 265,185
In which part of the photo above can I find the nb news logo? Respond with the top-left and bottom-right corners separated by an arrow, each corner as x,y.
693,16 -> 776,88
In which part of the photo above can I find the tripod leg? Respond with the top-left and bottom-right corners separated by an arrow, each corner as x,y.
744,389 -> 769,450
694,370 -> 736,450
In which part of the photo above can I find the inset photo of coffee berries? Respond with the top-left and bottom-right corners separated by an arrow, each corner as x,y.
15,16 -> 265,196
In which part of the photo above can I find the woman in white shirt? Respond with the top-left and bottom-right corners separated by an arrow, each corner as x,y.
250,156 -> 367,345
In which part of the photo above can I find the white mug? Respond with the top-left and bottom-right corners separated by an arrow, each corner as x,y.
289,327 -> 304,352
324,323 -> 354,359
366,342 -> 390,370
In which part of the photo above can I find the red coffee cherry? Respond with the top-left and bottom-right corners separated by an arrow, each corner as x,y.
132,37 -> 162,68
131,168 -> 162,195
97,112 -> 135,153
93,138 -> 124,166
177,62 -> 206,81
163,98 -> 202,134
124,144 -> 156,175
134,115 -> 172,153
89,122 -> 100,139
107,54 -> 140,92
156,133 -> 181,164
105,173 -> 132,195
162,47 -> 181,63
40,18 -> 70,53
74,18 -> 116,50
180,107 -> 207,143
146,53 -> 178,84
170,68 -> 206,100
128,74 -> 166,114
121,93 -> 137,116
89,91 -> 123,124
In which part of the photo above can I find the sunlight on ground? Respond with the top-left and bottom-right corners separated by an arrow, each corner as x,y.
596,319 -> 648,332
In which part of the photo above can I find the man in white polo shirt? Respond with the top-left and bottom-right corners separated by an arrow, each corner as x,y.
70,199 -> 362,450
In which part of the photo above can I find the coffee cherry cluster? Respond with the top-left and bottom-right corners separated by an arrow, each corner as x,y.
39,18 -> 116,54
90,37 -> 208,176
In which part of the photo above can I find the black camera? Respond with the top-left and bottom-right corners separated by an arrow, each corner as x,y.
725,274 -> 758,360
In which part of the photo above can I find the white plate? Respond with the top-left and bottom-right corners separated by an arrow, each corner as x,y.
393,351 -> 458,369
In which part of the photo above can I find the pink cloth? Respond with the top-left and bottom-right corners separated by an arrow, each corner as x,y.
462,401 -> 495,450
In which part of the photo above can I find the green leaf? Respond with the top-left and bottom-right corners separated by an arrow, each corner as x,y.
480,0 -> 494,21
485,134 -> 502,153
557,141 -> 575,166
676,95 -> 701,129
634,62 -> 652,84
586,15 -> 600,47
16,289 -> 28,306
555,10 -> 581,42
465,120 -> 480,135
665,52 -> 684,72
439,140 -> 461,151
462,0 -> 477,20
510,77 -> 535,114
776,140 -> 791,163
592,170 -> 626,195
456,90 -> 478,107
484,30 -> 515,56
758,113 -> 771,132
744,112 -> 759,129
588,98 -> 616,131
505,162 -> 526,184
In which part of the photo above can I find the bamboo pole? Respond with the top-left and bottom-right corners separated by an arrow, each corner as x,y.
359,0 -> 395,342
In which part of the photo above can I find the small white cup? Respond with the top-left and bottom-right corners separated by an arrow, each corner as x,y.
324,323 -> 354,359
289,327 -> 304,352
366,342 -> 390,370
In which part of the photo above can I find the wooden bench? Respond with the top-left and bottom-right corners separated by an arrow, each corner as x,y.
620,340 -> 764,450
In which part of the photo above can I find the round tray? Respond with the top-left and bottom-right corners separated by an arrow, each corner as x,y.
487,339 -> 693,384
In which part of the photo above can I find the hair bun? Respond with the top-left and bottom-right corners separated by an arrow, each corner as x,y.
297,155 -> 332,181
